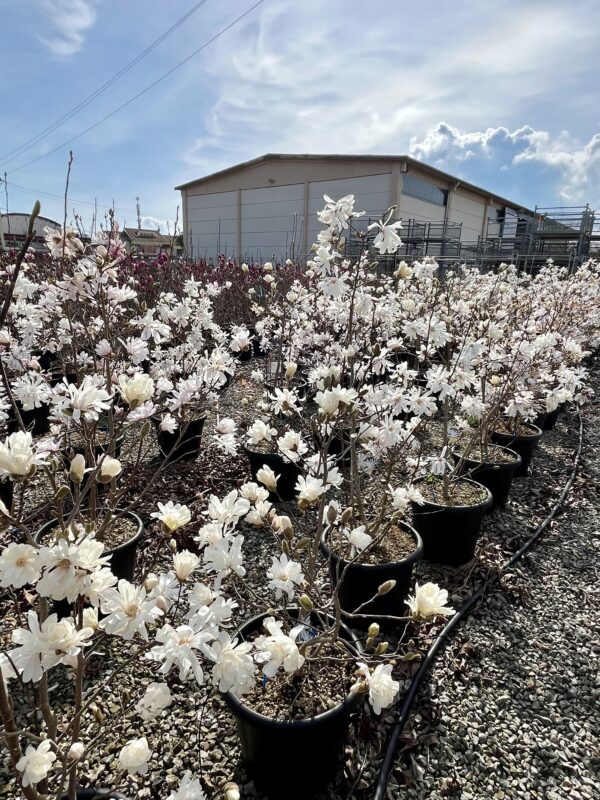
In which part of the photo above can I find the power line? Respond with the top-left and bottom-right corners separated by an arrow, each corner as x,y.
0,178 -> 171,221
7,1 -> 264,176
0,0 -> 210,166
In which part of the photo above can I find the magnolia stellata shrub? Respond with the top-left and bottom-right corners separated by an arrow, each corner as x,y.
0,196 -> 599,800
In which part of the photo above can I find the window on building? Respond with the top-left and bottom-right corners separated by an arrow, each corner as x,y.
402,174 -> 447,206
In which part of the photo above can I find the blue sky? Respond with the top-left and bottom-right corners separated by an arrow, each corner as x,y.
1,0 -> 599,231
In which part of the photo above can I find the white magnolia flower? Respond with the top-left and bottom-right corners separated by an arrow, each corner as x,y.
246,420 -> 277,446
406,582 -> 455,620
95,339 -> 112,357
206,491 -> 250,526
16,740 -> 57,787
256,465 -> 279,492
118,373 -> 154,408
148,613 -> 216,685
152,501 -> 191,531
239,482 -> 270,504
0,431 -> 45,479
254,617 -> 305,677
267,554 -> 304,600
100,580 -> 162,640
203,536 -> 246,588
135,682 -> 173,720
0,543 -> 41,588
37,537 -> 112,603
63,376 -> 112,422
118,737 -> 150,775
167,772 -> 207,800
368,219 -> 403,254
357,662 -> 399,714
346,525 -> 372,557
98,455 -> 122,481
295,475 -> 327,506
160,414 -> 178,433
209,632 -> 255,694
9,611 -> 93,682
391,485 -> 424,514
173,550 -> 200,582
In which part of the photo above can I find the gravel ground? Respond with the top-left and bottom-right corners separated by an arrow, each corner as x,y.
1,357 -> 598,800
383,383 -> 599,799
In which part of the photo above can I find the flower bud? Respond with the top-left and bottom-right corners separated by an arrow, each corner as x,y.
144,573 -> 159,591
299,594 -> 313,612
54,484 -> 71,501
375,641 -> 389,655
97,456 -> 122,484
223,783 -> 240,800
340,507 -> 353,525
69,454 -> 86,483
141,420 -> 151,438
377,579 -> 397,596
91,704 -> 104,725
68,742 -> 85,761
368,622 -> 380,638
285,361 -> 298,381
155,596 -> 168,613
169,538 -> 177,553
326,503 -> 337,524
241,263 -> 249,273
296,536 -> 311,550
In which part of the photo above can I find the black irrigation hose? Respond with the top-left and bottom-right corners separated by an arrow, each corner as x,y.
373,411 -> 585,800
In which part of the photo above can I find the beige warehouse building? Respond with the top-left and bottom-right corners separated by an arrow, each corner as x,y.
175,153 -> 533,262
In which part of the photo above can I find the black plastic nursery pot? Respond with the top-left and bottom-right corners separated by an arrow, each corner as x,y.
452,445 -> 522,510
320,522 -> 423,628
35,511 -> 144,583
7,403 -> 51,436
224,611 -> 362,798
236,347 -> 253,362
491,422 -> 543,477
410,478 -> 493,567
0,480 -> 14,512
534,407 -> 560,431
243,447 -> 301,502
313,427 -> 353,466
155,417 -> 206,462
252,335 -> 267,358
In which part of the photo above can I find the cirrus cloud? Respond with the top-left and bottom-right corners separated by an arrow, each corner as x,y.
38,0 -> 97,58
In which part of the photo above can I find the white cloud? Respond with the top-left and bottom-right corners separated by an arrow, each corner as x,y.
38,0 -> 97,58
410,122 -> 600,206
179,0 -> 598,178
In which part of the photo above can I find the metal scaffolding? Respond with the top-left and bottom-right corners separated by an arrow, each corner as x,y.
356,205 -> 599,273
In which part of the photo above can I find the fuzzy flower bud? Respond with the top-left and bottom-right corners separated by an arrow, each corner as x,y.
378,579 -> 397,596
68,742 -> 85,761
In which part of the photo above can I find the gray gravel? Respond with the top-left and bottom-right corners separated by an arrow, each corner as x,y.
384,386 -> 600,799
2,358 -> 599,800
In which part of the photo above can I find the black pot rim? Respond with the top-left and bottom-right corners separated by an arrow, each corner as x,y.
414,477 -> 494,511
320,520 -> 423,570
224,609 -> 362,730
493,421 -> 543,440
452,444 -> 522,468
35,510 -> 144,556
